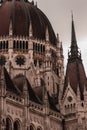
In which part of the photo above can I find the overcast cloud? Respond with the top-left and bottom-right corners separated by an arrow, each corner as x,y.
29,0 -> 87,74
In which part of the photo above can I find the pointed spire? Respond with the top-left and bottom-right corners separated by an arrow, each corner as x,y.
45,26 -> 49,42
68,13 -> 81,61
29,21 -> 33,38
71,12 -> 77,44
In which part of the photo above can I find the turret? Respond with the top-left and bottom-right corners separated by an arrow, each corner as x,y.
29,21 -> 33,64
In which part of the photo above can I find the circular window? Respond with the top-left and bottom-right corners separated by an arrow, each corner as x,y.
0,56 -> 6,66
67,96 -> 72,102
15,55 -> 25,66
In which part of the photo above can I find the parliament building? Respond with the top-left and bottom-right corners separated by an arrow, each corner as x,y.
0,0 -> 87,130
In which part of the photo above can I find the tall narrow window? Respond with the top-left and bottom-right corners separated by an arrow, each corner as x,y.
13,120 -> 20,130
6,41 -> 8,49
13,40 -> 15,49
20,41 -> 22,49
26,41 -> 28,50
0,41 -> 2,50
6,118 -> 12,130
3,41 -> 5,49
23,41 -> 25,50
17,40 -> 19,49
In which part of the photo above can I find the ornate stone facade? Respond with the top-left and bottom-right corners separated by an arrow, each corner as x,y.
0,0 -> 87,130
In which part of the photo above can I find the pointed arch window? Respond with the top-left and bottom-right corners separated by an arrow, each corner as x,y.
6,118 -> 12,130
13,120 -> 21,130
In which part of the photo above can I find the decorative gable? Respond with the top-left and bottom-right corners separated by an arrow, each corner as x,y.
62,81 -> 76,115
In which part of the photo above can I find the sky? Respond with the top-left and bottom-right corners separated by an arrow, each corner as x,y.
29,0 -> 87,74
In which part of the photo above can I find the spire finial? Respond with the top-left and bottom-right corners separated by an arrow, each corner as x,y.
68,14 -> 81,61
71,12 -> 77,44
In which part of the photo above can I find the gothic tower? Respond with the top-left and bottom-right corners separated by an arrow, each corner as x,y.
62,15 -> 87,130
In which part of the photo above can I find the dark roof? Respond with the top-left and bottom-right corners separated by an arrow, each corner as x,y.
33,86 -> 43,101
47,92 -> 59,112
0,0 -> 57,45
1,69 -> 59,109
26,79 -> 42,104
3,67 -> 21,95
63,61 -> 87,100
13,74 -> 42,104
33,78 -> 45,101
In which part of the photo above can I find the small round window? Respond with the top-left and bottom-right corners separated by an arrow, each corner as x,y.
15,55 -> 26,66
67,96 -> 72,102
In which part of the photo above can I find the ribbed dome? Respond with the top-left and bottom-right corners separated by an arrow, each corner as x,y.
0,0 -> 57,45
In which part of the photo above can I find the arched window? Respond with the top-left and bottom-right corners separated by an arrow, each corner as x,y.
3,41 -> 5,49
6,118 -> 12,130
0,41 -> 2,50
37,127 -> 42,130
20,41 -> 22,49
23,41 -> 25,49
36,43 -> 38,52
41,44 -> 43,53
6,41 -> 8,49
13,40 -> 16,49
13,120 -> 20,130
30,125 -> 35,130
17,41 -> 19,49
